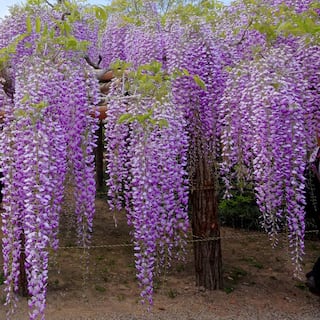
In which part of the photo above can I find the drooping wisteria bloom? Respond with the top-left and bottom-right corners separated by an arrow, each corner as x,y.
105,66 -> 189,304
0,5 -> 100,317
168,22 -> 227,183
0,0 -> 319,318
99,15 -> 129,68
1,56 -> 69,319
219,45 -> 310,275
269,0 -> 313,13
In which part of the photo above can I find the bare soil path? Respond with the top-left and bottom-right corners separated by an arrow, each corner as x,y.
1,198 -> 320,319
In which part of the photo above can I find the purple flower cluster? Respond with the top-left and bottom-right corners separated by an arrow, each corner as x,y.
0,19 -> 100,316
214,0 -> 320,274
1,57 -> 69,319
124,25 -> 165,67
99,15 -> 128,68
105,78 -> 189,304
55,61 -> 99,247
168,23 -> 227,182
296,45 -> 320,152
219,44 -> 312,274
100,12 -> 166,69
130,102 -> 189,304
269,0 -> 313,12
72,12 -> 101,65
104,95 -> 131,213
102,11 -> 191,303
0,0 -> 319,316
102,12 -> 226,305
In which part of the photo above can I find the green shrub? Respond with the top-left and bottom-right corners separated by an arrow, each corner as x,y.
219,190 -> 260,230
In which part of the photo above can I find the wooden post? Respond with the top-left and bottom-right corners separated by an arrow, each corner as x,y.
190,154 -> 223,290
95,122 -> 104,191
18,230 -> 28,297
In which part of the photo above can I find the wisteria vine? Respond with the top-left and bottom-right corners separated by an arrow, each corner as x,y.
218,0 -> 320,275
0,0 -> 319,318
105,63 -> 189,304
0,2 -> 100,319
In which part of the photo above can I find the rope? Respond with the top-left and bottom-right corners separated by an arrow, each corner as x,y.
56,229 -> 319,250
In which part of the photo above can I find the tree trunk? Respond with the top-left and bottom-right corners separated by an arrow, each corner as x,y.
95,122 -> 104,191
18,230 -> 28,297
190,155 -> 223,290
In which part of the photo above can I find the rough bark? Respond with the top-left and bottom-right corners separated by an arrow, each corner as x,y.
95,122 -> 104,191
190,155 -> 223,290
18,230 -> 28,297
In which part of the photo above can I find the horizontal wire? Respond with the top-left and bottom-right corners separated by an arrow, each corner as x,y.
55,229 -> 319,250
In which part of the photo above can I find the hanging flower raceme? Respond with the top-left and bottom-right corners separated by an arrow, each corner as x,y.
0,120 -> 24,316
105,99 -> 131,212
295,45 -> 320,152
105,65 -> 189,305
100,5 -> 167,69
268,0 -> 313,13
129,101 -> 189,304
168,23 -> 227,184
0,47 -> 99,318
99,15 -> 129,68
219,46 -> 309,275
0,56 -> 68,319
214,1 -> 267,65
72,12 -> 101,65
54,60 -> 99,246
124,24 -> 165,67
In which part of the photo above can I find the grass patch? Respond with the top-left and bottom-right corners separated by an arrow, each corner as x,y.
117,293 -> 125,301
224,266 -> 248,291
295,282 -> 307,291
0,273 -> 4,285
242,256 -> 264,269
176,264 -> 185,273
224,286 -> 234,294
95,285 -> 106,293
167,288 -> 178,299
106,259 -> 116,267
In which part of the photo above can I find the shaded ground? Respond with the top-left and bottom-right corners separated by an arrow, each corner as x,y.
1,197 -> 320,319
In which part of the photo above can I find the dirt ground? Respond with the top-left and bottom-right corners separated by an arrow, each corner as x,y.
1,197 -> 320,319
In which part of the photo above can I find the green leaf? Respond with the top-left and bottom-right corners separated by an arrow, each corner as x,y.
158,119 -> 168,128
118,113 -> 133,124
26,16 -> 32,33
136,114 -> 150,123
42,23 -> 48,36
182,68 -> 190,76
14,110 -> 28,118
63,21 -> 71,36
150,61 -> 162,74
24,42 -> 32,49
94,6 -> 107,21
35,16 -> 41,33
122,15 -> 135,24
63,1 -> 73,10
193,75 -> 206,90
31,101 -> 48,110
21,94 -> 30,103
49,28 -> 55,39
277,21 -> 292,33
66,37 -> 78,50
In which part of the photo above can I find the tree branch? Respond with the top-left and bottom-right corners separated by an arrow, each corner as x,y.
44,0 -> 54,8
61,12 -> 71,21
0,68 -> 14,100
84,55 -> 102,70
233,19 -> 253,46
